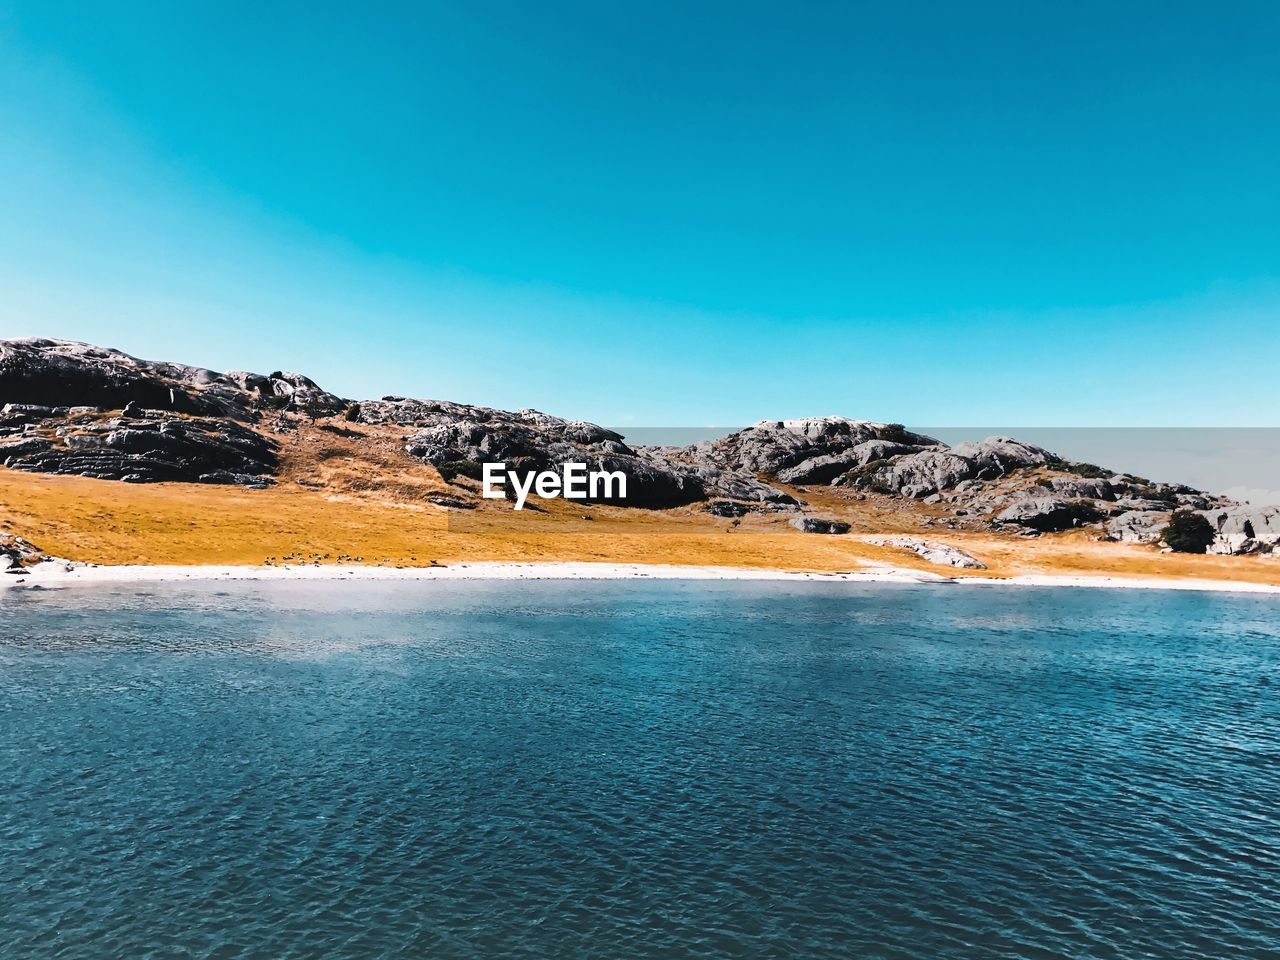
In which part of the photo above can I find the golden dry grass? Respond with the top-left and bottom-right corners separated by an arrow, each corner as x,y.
1,419 -> 1276,586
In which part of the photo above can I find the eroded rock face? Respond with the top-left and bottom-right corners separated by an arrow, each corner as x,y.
777,440 -> 921,485
0,338 -> 346,421
0,338 -> 352,486
1199,506 -> 1280,555
0,407 -> 277,485
1049,477 -> 1115,500
950,436 -> 1052,473
853,450 -> 978,499
691,417 -> 938,476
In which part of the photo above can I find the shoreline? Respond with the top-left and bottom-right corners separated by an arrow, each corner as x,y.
4,559 -> 1280,595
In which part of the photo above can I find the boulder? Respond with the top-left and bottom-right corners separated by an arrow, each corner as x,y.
994,496 -> 1104,532
950,436 -> 1051,473
789,516 -> 851,534
853,450 -> 977,498
1,532 -> 42,568
1106,511 -> 1170,544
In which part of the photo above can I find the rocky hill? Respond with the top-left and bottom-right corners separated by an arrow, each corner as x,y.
2,337 -> 1276,556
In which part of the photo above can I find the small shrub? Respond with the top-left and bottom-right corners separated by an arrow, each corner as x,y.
877,423 -> 910,444
1162,511 -> 1216,554
1064,461 -> 1109,479
343,403 -> 361,422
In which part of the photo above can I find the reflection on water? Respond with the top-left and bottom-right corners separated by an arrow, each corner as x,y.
2,580 -> 1279,959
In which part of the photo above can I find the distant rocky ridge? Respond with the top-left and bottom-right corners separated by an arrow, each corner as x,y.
358,396 -> 792,508
2,337 -> 1276,556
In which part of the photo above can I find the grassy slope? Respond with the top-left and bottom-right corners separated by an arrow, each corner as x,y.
1,420 -> 1277,585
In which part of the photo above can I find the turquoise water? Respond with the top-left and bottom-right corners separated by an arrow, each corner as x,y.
2,580 -> 1279,959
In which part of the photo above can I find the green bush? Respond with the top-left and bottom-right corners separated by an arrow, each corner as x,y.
1045,457 -> 1110,479
343,403 -> 362,422
1063,461 -> 1109,479
877,423 -> 910,444
1162,511 -> 1216,554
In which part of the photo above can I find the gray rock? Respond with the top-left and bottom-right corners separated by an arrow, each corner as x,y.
0,532 -> 42,568
994,496 -> 1104,532
853,449 -> 977,498
1106,510 -> 1170,544
776,452 -> 863,485
1049,476 -> 1115,500
694,417 -> 936,476
1114,497 -> 1177,513
1,415 -> 277,485
1199,506 -> 1280,555
789,516 -> 851,534
950,436 -> 1051,473
705,500 -> 752,518
1,337 -> 346,420
383,397 -> 800,509
777,440 -> 920,485
864,536 -> 986,569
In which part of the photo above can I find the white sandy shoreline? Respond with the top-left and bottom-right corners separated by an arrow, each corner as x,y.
3,559 -> 1279,595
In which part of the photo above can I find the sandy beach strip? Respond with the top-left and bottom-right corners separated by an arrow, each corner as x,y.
3,558 -> 1279,595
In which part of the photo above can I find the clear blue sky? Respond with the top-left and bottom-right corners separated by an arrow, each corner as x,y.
1,1 -> 1277,426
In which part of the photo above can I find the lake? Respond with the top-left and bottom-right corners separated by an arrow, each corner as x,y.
3,580 -> 1278,958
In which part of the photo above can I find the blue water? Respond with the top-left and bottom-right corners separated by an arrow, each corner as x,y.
3,580 -> 1279,959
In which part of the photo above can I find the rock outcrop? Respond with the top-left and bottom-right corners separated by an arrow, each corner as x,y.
864,536 -> 986,569
848,437 -> 1051,499
789,516 -> 851,535
1106,510 -> 1170,544
688,417 -> 937,476
0,338 -> 346,420
1,532 -> 42,570
1199,505 -> 1280,555
359,397 -> 794,509
994,496 -> 1104,532
0,338 -> 340,485
0,339 -> 1266,556
1,405 -> 277,485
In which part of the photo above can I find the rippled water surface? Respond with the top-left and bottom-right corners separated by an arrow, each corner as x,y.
3,580 -> 1280,959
